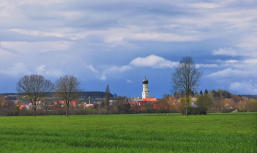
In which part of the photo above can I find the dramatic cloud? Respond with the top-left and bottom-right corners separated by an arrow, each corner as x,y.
86,65 -> 99,74
0,62 -> 29,76
87,54 -> 177,80
208,68 -> 247,78
0,48 -> 12,57
0,0 -> 257,96
206,58 -> 257,94
213,48 -> 238,56
10,28 -> 202,43
230,81 -> 257,95
99,65 -> 132,81
208,58 -> 257,78
196,64 -> 219,68
36,65 -> 64,77
0,41 -> 72,54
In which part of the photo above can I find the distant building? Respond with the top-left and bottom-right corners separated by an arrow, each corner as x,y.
142,77 -> 151,99
128,97 -> 142,102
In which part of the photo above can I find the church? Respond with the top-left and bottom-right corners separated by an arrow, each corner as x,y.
141,77 -> 157,102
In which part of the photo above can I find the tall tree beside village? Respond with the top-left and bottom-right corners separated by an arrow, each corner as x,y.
172,57 -> 201,116
0,95 -> 5,106
55,75 -> 80,117
0,95 -> 6,111
104,84 -> 110,109
16,74 -> 54,115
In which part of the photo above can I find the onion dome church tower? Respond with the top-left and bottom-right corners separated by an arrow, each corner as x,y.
142,77 -> 150,99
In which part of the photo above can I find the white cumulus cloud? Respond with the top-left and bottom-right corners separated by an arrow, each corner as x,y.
130,54 -> 177,69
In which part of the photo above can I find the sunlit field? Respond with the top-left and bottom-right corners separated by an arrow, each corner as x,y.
0,113 -> 256,153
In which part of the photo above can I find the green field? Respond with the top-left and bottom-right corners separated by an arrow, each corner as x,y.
0,113 -> 256,153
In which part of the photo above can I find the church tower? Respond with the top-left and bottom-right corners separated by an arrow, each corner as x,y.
142,77 -> 150,99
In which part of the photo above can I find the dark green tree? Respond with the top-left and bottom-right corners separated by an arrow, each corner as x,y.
104,84 -> 110,108
204,89 -> 209,95
200,90 -> 203,95
196,95 -> 213,114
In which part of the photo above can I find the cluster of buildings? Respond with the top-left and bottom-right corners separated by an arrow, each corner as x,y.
3,77 -> 254,113
126,77 -> 158,110
14,77 -> 159,111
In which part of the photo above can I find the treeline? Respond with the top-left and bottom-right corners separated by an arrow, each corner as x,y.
1,89 -> 256,116
167,89 -> 257,114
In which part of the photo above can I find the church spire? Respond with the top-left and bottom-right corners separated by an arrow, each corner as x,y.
142,77 -> 150,99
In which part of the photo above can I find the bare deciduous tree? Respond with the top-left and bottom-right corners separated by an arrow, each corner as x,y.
55,75 -> 80,117
16,74 -> 54,115
172,57 -> 201,116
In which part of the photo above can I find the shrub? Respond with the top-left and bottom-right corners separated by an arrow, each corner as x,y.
195,95 -> 213,114
246,99 -> 257,112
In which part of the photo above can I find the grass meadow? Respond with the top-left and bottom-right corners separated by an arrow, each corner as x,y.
0,113 -> 256,153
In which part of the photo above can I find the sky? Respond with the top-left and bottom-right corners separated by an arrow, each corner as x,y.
0,0 -> 257,97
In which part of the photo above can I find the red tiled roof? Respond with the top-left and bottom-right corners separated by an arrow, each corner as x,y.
142,98 -> 157,102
